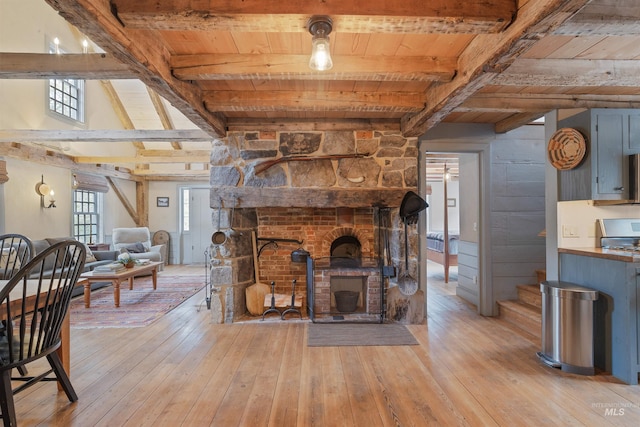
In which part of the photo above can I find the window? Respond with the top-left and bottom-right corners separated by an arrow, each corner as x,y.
182,188 -> 190,231
48,41 -> 84,123
73,190 -> 101,244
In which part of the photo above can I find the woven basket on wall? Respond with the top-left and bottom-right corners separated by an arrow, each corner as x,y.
547,127 -> 587,170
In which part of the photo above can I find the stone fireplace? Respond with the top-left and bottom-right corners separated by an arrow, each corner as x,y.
206,130 -> 422,323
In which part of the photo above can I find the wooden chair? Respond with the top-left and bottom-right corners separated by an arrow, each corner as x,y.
0,234 -> 34,379
0,241 -> 86,427
0,234 -> 34,281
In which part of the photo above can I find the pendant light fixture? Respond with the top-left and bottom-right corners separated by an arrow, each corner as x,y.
307,16 -> 333,71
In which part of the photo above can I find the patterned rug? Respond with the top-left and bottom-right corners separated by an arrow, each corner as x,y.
69,275 -> 204,328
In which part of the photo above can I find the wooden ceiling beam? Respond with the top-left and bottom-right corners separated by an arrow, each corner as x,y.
144,175 -> 209,182
132,169 -> 210,177
0,129 -> 213,143
111,0 -> 515,34
0,53 -> 132,79
494,112 -> 546,134
225,118 -> 401,132
99,80 -> 145,150
0,51 -> 454,84
493,58 -> 640,87
106,176 -> 141,225
0,142 -> 138,181
139,149 -> 212,157
553,0 -> 640,35
74,156 -> 211,164
44,0 -> 227,138
400,0 -> 591,137
458,93 -> 640,112
146,87 -> 182,150
203,90 -> 425,112
171,54 -> 456,82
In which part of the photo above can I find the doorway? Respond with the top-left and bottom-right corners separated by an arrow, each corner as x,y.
418,140 -> 490,316
425,154 -> 461,295
180,187 -> 215,264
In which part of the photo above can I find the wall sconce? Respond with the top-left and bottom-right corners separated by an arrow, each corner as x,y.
307,16 -> 333,71
35,175 -> 56,208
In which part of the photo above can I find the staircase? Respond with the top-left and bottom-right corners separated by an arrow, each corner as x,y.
496,270 -> 545,344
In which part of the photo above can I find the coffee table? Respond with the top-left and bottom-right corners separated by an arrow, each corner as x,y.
80,261 -> 163,308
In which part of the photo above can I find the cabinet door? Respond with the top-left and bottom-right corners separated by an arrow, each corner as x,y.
629,113 -> 640,154
595,113 -> 626,199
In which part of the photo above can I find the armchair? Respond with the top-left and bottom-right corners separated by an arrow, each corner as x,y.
111,227 -> 165,269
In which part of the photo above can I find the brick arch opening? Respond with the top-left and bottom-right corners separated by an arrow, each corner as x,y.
320,227 -> 372,258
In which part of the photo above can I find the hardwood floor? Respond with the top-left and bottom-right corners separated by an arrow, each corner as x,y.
13,265 -> 640,426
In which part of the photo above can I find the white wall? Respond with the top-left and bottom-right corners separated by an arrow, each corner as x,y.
427,180 -> 460,232
557,201 -> 640,248
459,153 -> 479,244
0,159 -> 186,242
148,182 -> 181,233
102,177 -> 137,240
1,159 -> 72,238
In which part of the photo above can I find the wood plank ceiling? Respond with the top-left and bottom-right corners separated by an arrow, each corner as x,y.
2,0 -> 640,179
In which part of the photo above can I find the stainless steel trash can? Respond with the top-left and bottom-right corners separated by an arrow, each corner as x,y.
537,280 -> 599,375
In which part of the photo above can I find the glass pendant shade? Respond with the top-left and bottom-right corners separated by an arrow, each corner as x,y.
309,35 -> 333,71
307,16 -> 333,71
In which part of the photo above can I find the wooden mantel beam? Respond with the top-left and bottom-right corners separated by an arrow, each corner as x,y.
111,0 -> 515,34
215,187 -> 409,209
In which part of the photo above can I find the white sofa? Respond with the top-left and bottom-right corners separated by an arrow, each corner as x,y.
112,227 -> 165,269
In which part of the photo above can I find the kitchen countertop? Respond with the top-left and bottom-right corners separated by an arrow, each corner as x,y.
558,247 -> 640,263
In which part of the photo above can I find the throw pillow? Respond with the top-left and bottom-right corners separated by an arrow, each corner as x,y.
84,244 -> 97,263
121,242 -> 146,253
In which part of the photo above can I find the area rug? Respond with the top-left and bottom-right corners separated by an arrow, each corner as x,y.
307,323 -> 418,347
69,275 -> 204,329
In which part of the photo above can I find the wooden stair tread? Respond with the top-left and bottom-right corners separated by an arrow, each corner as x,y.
497,299 -> 541,341
516,284 -> 542,308
516,284 -> 540,293
497,300 -> 541,322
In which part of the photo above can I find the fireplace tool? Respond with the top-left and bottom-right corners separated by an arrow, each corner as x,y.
203,247 -> 212,310
281,279 -> 302,320
397,191 -> 428,296
398,217 -> 419,296
262,281 -> 281,320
